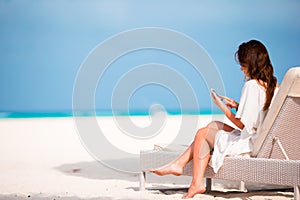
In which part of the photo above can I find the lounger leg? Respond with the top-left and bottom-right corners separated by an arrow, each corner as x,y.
294,185 -> 300,200
139,171 -> 146,191
206,178 -> 212,191
239,181 -> 247,192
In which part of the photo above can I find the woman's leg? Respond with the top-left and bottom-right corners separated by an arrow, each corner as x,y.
150,121 -> 233,177
183,121 -> 234,199
149,142 -> 194,176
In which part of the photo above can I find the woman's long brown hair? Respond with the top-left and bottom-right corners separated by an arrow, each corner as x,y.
235,40 -> 277,111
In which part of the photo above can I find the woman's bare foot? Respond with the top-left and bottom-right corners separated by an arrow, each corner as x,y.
182,182 -> 206,199
149,162 -> 183,176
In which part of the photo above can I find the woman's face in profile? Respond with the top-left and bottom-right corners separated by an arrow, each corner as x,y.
240,64 -> 250,78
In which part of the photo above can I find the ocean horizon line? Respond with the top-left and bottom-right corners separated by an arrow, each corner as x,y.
0,110 -> 223,119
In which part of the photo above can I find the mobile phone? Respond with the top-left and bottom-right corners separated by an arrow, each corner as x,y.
210,88 -> 218,96
210,88 -> 224,101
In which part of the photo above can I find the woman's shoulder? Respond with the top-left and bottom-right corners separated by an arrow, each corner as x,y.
243,79 -> 261,88
242,79 -> 265,94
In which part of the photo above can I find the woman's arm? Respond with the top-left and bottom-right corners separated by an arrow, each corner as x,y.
220,96 -> 239,111
211,93 -> 244,129
223,108 -> 244,129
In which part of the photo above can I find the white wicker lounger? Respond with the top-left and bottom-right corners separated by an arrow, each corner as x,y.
140,67 -> 300,199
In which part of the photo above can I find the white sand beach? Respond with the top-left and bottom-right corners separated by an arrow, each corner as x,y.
0,115 -> 294,200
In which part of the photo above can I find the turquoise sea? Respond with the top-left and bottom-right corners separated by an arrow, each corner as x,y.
0,110 -> 222,119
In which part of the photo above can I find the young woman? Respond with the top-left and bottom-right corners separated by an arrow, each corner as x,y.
150,40 -> 278,199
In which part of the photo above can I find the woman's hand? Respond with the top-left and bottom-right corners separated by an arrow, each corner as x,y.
211,91 -> 226,111
219,96 -> 239,110
211,92 -> 243,129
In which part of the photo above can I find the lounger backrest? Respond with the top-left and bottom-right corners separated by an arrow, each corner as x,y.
252,67 -> 300,160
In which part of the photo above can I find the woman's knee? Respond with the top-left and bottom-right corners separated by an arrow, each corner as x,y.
194,121 -> 224,141
194,127 -> 208,140
207,121 -> 223,129
207,121 -> 235,132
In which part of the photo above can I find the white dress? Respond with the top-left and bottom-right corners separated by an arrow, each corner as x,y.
210,80 -> 277,173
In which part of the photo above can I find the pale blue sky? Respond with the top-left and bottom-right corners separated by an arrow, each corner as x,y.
0,0 -> 300,114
